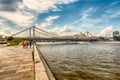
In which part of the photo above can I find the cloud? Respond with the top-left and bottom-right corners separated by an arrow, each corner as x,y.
73,7 -> 120,31
0,0 -> 22,11
96,26 -> 113,37
0,0 -> 78,27
74,7 -> 101,28
0,11 -> 34,26
0,0 -> 78,37
103,9 -> 120,19
108,1 -> 120,7
36,16 -> 75,36
57,0 -> 78,4
0,27 -> 19,36
48,25 -> 75,36
59,25 -> 72,33
23,0 -> 58,13
0,20 -> 4,25
23,0 -> 78,13
0,0 -> 35,27
38,16 -> 60,28
45,16 -> 59,22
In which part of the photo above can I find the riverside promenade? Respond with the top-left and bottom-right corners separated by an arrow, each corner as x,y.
0,45 -> 49,80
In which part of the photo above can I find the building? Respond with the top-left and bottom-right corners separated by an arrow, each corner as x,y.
113,31 -> 119,37
113,31 -> 120,41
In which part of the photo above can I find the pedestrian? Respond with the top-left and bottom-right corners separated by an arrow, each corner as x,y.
21,41 -> 25,48
27,40 -> 32,48
24,40 -> 28,48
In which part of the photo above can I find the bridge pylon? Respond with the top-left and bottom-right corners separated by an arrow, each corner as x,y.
29,28 -> 31,38
33,26 -> 35,38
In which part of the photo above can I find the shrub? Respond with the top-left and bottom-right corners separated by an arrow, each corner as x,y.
6,36 -> 13,41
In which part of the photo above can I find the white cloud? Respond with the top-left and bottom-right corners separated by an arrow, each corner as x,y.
23,0 -> 57,13
37,16 -> 80,36
104,9 -> 120,19
108,1 -> 120,7
0,0 -> 78,27
45,16 -> 59,22
59,25 -> 72,33
48,25 -> 75,36
0,0 -> 78,37
38,16 -> 60,28
57,0 -> 78,4
0,0 -> 22,11
74,7 -> 120,30
0,11 -> 34,26
75,7 -> 102,28
0,20 -> 3,25
23,0 -> 78,13
96,26 -> 113,37
0,27 -> 19,36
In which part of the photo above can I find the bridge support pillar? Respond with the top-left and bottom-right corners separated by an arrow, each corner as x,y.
33,26 -> 35,37
29,28 -> 31,38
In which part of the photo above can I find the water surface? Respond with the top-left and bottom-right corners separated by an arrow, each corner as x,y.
38,43 -> 120,80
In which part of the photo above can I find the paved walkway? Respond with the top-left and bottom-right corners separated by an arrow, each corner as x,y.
0,45 -> 34,80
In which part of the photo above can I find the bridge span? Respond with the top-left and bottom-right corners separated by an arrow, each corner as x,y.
14,37 -> 99,42
11,26 -> 99,42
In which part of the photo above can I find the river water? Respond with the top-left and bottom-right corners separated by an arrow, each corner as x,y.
38,43 -> 120,80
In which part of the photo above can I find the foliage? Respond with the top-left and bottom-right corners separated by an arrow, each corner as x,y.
98,37 -> 105,40
113,36 -> 120,41
6,36 -> 13,41
98,37 -> 109,41
0,41 -> 7,44
7,38 -> 25,45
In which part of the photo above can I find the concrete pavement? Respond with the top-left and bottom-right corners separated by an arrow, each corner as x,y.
0,45 -> 34,80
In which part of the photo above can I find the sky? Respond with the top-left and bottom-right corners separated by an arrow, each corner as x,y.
0,0 -> 120,37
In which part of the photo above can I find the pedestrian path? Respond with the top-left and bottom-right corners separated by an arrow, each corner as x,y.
0,46 -> 34,80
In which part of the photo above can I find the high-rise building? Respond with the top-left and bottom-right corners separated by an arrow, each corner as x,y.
113,31 -> 119,37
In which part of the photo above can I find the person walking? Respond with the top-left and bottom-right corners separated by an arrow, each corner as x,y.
29,40 -> 32,48
21,41 -> 25,48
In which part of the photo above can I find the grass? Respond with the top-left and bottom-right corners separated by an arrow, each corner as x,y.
7,38 -> 25,46
0,41 -> 7,44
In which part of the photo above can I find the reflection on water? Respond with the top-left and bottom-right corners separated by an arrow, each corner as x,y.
38,43 -> 120,80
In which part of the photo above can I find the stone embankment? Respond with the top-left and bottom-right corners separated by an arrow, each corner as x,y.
0,45 -> 50,80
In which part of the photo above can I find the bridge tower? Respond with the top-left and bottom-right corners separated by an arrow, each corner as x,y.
86,31 -> 92,37
33,26 -> 35,37
29,28 -> 31,38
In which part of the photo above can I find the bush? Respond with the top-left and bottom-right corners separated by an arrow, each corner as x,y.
114,36 -> 120,41
0,41 -> 7,44
7,38 -> 25,46
6,36 -> 13,41
11,38 -> 25,45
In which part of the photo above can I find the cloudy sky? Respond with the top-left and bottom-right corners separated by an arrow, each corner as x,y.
0,0 -> 120,36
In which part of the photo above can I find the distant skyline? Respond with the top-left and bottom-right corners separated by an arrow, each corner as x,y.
0,0 -> 120,36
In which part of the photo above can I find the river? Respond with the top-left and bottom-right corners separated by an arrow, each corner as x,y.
38,42 -> 120,80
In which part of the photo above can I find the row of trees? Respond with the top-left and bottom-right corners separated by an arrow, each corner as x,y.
6,36 -> 25,45
113,36 -> 120,41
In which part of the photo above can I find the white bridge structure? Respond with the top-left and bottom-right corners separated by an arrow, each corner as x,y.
11,26 -> 98,42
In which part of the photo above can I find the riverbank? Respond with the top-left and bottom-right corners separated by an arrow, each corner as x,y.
37,41 -> 120,45
92,41 -> 120,44
37,42 -> 90,45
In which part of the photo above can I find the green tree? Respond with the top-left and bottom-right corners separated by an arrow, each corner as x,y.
6,36 -> 13,41
113,36 -> 120,41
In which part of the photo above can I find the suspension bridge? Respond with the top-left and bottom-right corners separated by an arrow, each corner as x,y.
11,26 -> 99,42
